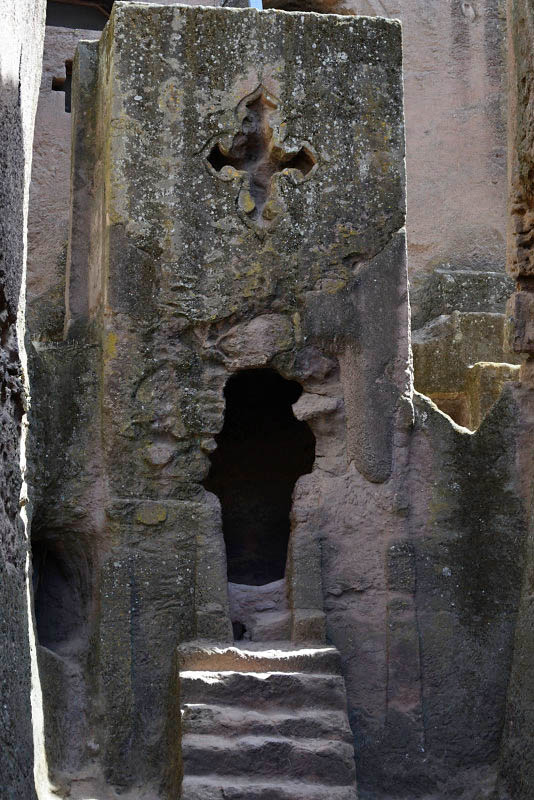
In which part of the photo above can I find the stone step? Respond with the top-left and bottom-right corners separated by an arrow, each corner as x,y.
181,734 -> 357,785
180,670 -> 347,711
181,703 -> 353,741
177,643 -> 341,675
181,775 -> 359,800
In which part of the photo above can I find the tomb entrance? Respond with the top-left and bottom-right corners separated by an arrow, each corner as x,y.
205,369 -> 315,586
204,369 -> 315,640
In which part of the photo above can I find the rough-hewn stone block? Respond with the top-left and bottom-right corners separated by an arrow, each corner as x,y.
51,3 -> 409,793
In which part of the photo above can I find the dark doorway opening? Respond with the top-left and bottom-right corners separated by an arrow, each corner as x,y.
46,1 -> 111,31
51,59 -> 73,113
32,536 -> 89,654
204,369 -> 315,586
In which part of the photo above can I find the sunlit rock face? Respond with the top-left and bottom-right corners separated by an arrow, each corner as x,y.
0,0 -> 46,798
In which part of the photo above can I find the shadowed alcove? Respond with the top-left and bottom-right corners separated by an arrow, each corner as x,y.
204,369 -> 315,586
31,533 -> 90,654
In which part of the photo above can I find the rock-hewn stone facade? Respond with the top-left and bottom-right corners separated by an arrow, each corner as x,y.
28,1 -> 515,433
24,4 -> 533,800
493,2 -> 534,797
33,5 -> 409,795
4,0 -> 534,798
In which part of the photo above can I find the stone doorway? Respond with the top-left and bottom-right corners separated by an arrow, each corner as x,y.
204,369 -> 315,641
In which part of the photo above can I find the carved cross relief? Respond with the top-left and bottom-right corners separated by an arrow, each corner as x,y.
206,87 -> 317,230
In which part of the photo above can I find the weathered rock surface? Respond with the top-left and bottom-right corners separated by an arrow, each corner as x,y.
339,0 -> 508,326
227,579 -> 291,641
26,26 -> 100,342
494,2 -> 534,798
0,0 -> 46,797
28,4 -> 531,800
412,310 -> 521,428
413,311 -> 511,395
466,361 -> 521,430
411,269 -> 517,417
30,0 -> 510,339
413,269 -> 515,331
33,4 -> 407,795
400,390 -> 527,798
263,0 -> 508,323
178,640 -> 342,673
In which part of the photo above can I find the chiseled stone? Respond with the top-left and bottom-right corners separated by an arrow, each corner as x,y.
26,4 -> 533,800
135,502 -> 168,525
61,3 -> 407,791
412,311 -> 514,395
497,3 -> 534,799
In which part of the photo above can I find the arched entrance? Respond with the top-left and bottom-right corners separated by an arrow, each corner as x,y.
204,369 -> 315,637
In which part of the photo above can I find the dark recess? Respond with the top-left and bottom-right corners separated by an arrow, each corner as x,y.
32,534 -> 90,653
46,0 -> 111,30
204,369 -> 315,585
52,59 -> 73,113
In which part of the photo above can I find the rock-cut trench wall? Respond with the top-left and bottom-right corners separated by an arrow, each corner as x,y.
0,0 -> 46,798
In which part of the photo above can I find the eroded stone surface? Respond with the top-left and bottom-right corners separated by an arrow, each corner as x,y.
412,310 -> 521,428
413,270 -> 515,331
32,5 -> 407,795
177,644 -> 357,798
402,391 -> 527,796
466,361 -> 521,430
28,5 -> 531,800
0,0 -> 46,797
26,26 -> 100,342
494,3 -> 534,797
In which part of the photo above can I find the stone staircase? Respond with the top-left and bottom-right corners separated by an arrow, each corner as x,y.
178,642 -> 358,800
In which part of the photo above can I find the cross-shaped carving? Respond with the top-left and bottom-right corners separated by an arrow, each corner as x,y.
207,89 -> 316,228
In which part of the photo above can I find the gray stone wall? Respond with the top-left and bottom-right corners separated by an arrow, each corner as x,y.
406,391 -> 526,799
27,5 -> 220,347
28,0 -> 511,335
328,0 -> 514,426
265,0 -> 510,313
34,5 -> 410,795
27,1 -> 514,433
0,0 -> 46,797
